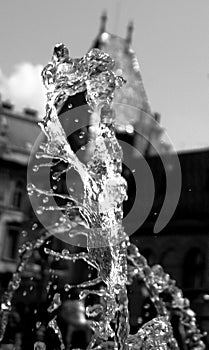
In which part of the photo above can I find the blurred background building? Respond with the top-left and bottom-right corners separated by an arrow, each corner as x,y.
0,101 -> 40,285
0,13 -> 208,348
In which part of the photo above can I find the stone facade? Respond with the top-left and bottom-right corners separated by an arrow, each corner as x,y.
0,101 -> 40,290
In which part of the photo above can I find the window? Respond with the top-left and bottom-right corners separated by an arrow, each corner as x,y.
0,171 -> 8,203
13,180 -> 24,209
4,223 -> 20,260
183,248 -> 205,289
141,248 -> 156,266
160,248 -> 178,282
160,248 -> 177,269
0,115 -> 8,137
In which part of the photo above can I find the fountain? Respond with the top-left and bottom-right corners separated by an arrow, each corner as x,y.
0,44 -> 206,350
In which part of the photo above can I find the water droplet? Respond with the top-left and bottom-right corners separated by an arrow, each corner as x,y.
64,284 -> 70,292
32,223 -> 38,230
1,301 -> 11,311
27,183 -> 34,190
36,321 -> 42,329
33,165 -> 39,172
59,216 -> 66,223
62,249 -> 69,256
27,183 -> 35,196
36,206 -> 44,215
28,191 -> 34,196
68,103 -> 73,109
22,230 -> 28,237
39,143 -> 46,151
132,169 -> 136,173
74,119 -> 79,123
52,172 -> 60,181
53,185 -> 57,190
43,196 -> 49,203
35,152 -> 42,159
79,131 -> 85,139
23,291 -> 27,297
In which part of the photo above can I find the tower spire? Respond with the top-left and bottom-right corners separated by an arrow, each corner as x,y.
100,11 -> 107,33
126,21 -> 134,45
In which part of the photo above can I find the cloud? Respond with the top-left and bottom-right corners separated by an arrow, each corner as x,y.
0,63 -> 46,117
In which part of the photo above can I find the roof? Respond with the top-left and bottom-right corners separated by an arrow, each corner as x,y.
92,30 -> 152,126
91,25 -> 168,155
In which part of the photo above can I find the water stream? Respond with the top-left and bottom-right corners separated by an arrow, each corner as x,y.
0,44 -> 206,350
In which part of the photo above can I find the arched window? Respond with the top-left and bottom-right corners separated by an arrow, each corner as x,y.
0,115 -> 8,137
160,248 -> 178,283
13,180 -> 24,209
183,248 -> 205,289
141,248 -> 156,266
0,171 -> 8,203
4,223 -> 20,260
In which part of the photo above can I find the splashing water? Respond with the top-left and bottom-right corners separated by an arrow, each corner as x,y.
0,44 -> 206,350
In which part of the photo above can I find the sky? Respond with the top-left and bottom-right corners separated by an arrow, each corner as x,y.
0,0 -> 209,151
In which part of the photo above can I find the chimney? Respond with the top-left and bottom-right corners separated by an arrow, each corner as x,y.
100,11 -> 107,33
2,101 -> 14,111
23,107 -> 38,118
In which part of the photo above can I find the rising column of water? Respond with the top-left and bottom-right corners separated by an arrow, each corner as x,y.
36,44 -> 130,350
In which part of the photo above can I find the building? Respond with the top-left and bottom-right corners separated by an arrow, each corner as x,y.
0,100 -> 40,291
92,13 -> 169,155
129,149 -> 209,339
